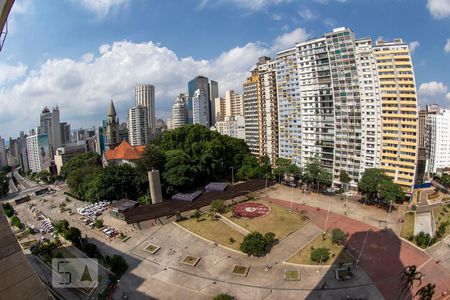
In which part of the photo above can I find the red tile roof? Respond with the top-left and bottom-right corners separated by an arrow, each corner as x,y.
104,140 -> 145,161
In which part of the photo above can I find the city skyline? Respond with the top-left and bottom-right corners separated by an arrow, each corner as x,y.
0,0 -> 449,138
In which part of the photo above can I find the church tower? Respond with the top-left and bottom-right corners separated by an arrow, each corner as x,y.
106,99 -> 120,149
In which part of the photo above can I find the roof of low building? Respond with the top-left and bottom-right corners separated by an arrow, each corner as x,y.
104,140 -> 145,161
111,199 -> 138,212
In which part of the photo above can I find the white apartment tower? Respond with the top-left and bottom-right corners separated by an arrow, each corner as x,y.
127,105 -> 149,146
172,94 -> 188,129
428,109 -> 450,173
135,84 -> 156,135
192,89 -> 210,127
214,97 -> 226,123
294,37 -> 334,172
215,116 -> 245,140
355,38 -> 382,172
243,70 -> 260,156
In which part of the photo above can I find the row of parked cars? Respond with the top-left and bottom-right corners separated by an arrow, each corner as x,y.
77,201 -> 109,217
101,227 -> 118,238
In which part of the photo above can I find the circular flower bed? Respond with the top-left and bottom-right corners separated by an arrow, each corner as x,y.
234,202 -> 270,218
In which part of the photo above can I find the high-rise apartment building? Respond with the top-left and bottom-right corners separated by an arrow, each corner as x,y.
374,39 -> 418,188
135,84 -> 156,135
26,133 -> 50,173
215,116 -> 245,140
192,89 -> 210,127
39,106 -> 61,158
355,38 -> 382,172
243,70 -> 260,156
209,80 -> 219,125
214,97 -> 226,123
60,122 -> 71,146
0,137 -> 6,168
276,48 -> 302,166
273,28 -> 417,190
224,90 -> 244,117
428,108 -> 450,174
172,93 -> 188,129
255,57 -> 279,163
127,105 -> 149,146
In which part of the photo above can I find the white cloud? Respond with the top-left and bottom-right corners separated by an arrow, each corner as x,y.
419,81 -> 448,96
446,93 -> 450,101
427,0 -> 450,19
0,63 -> 27,85
445,39 -> 450,53
298,8 -> 316,20
313,0 -> 348,4
0,40 -> 270,137
272,28 -> 310,51
409,41 -> 420,53
198,0 -> 291,11
77,0 -> 130,18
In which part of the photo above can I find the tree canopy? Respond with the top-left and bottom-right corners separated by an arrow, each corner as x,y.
0,171 -> 8,197
358,168 -> 405,203
240,231 -> 276,256
60,152 -> 101,178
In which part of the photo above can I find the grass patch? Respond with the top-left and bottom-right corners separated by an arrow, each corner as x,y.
287,233 -> 353,265
284,270 -> 301,281
223,200 -> 307,239
16,229 -> 31,240
231,265 -> 249,277
400,212 -> 415,240
433,205 -> 450,239
178,215 -> 245,250
181,256 -> 200,266
144,244 -> 160,254
117,234 -> 130,242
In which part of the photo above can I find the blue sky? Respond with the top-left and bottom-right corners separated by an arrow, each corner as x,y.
0,0 -> 449,138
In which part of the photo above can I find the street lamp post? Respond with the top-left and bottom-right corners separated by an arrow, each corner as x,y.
230,167 -> 234,185
324,198 -> 331,234
289,184 -> 294,212
385,202 -> 393,229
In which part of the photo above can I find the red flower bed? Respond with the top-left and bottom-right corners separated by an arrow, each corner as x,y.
234,202 -> 270,218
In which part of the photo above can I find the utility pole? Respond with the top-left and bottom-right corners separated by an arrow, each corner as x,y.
230,167 -> 234,185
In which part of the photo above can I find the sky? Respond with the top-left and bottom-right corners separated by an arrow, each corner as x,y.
0,0 -> 449,139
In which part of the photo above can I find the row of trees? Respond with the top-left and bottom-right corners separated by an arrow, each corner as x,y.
0,171 -> 9,197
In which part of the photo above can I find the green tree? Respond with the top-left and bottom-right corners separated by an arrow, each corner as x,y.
303,160 -> 331,191
264,232 -> 276,244
60,152 -> 101,178
0,171 -> 9,197
399,265 -> 422,299
137,194 -> 151,205
1,165 -> 12,173
331,228 -> 347,245
310,247 -> 330,263
105,254 -> 128,274
63,227 -> 82,246
415,283 -> 436,300
379,180 -> 405,204
84,243 -> 99,258
11,215 -> 21,228
213,294 -> 235,300
240,232 -> 271,256
441,174 -> 450,193
94,219 -> 104,228
2,202 -> 14,217
317,169 -> 332,190
358,168 -> 389,200
54,220 -> 69,234
339,170 -> 351,191
162,150 -> 196,195
209,199 -> 225,216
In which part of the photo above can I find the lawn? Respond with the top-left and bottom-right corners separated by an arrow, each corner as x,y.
222,200 -> 308,239
178,215 -> 245,251
144,244 -> 160,254
287,233 -> 353,265
400,212 -> 415,240
433,204 -> 450,238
